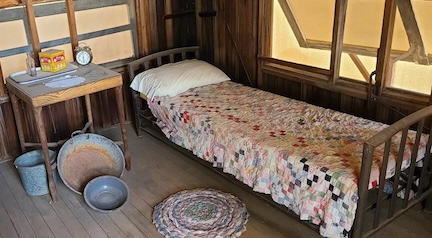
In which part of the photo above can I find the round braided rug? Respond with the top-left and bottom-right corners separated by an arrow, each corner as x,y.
152,188 -> 249,238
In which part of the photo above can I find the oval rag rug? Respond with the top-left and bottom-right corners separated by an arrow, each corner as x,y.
152,188 -> 249,238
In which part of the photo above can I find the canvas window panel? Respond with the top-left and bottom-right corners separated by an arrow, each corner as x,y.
0,20 -> 27,50
75,5 -> 130,35
83,31 -> 134,65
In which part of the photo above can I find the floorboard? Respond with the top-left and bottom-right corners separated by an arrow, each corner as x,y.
0,124 -> 431,238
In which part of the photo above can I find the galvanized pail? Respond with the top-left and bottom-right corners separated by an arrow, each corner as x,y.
14,150 -> 57,196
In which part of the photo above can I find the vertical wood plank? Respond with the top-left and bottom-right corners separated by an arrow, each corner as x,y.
0,105 -> 10,160
65,0 -> 78,60
148,0 -> 159,52
156,0 -> 167,50
213,0 -> 220,65
195,0 -> 203,56
165,0 -> 174,49
329,0 -> 348,84
134,0 -> 151,56
257,0 -> 272,88
375,0 -> 397,95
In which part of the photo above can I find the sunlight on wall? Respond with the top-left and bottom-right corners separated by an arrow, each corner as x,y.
85,31 -> 134,64
340,53 -> 376,81
0,20 -> 27,50
36,13 -> 70,42
272,0 -> 331,70
393,61 -> 432,95
0,54 -> 26,81
75,5 -> 130,34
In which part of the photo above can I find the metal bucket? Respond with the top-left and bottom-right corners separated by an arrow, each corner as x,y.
14,150 -> 57,196
57,133 -> 125,194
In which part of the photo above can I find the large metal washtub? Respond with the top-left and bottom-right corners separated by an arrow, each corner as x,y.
57,128 -> 125,195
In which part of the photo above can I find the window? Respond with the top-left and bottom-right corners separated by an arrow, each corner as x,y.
267,0 -> 432,99
0,0 -> 137,82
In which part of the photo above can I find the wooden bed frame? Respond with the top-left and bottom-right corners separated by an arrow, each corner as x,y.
127,46 -> 432,238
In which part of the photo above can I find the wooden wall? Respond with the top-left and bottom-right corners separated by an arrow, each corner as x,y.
202,0 -> 422,126
200,0 -> 259,87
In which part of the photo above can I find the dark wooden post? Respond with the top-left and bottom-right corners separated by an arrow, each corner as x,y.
66,0 -> 78,61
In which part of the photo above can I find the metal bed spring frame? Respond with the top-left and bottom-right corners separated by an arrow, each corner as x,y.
127,46 -> 432,237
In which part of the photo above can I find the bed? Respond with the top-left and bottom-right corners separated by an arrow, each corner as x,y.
127,46 -> 432,238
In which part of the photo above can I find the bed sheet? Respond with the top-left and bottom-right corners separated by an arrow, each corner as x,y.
147,81 -> 425,237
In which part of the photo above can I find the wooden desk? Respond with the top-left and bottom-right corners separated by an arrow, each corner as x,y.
6,63 -> 131,201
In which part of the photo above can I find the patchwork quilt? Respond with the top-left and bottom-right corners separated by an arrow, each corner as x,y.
147,81 -> 425,237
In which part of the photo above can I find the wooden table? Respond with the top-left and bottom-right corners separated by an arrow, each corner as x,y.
6,63 -> 131,201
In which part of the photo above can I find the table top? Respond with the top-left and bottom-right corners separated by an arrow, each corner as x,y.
6,63 -> 122,107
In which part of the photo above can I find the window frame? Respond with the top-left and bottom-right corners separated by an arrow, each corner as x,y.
0,0 -> 138,68
258,0 -> 431,109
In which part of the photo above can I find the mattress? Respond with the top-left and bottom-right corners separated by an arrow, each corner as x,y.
146,81 -> 426,237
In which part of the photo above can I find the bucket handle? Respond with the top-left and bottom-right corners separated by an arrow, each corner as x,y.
71,121 -> 92,138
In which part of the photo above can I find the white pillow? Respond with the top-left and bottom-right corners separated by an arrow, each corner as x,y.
130,59 -> 230,99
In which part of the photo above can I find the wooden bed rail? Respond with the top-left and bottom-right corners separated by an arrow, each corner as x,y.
127,46 -> 199,137
127,46 -> 200,83
354,104 -> 432,237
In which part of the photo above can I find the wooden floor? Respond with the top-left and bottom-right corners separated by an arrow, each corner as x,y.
0,124 -> 432,238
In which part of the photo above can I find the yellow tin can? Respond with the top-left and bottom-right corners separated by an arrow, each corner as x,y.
39,49 -> 67,72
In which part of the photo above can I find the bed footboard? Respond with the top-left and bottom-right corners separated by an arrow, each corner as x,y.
127,46 -> 199,137
353,105 -> 432,237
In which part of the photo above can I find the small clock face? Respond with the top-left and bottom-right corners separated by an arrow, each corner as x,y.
76,50 -> 92,66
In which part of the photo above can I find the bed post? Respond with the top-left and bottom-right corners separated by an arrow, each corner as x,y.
127,64 -> 144,138
352,143 -> 374,238
131,90 -> 144,138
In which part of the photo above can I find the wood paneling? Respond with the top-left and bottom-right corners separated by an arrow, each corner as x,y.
207,0 -> 258,86
0,102 -> 20,162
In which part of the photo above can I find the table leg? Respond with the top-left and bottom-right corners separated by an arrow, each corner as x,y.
84,94 -> 95,133
9,93 -> 26,153
33,107 -> 57,202
114,86 -> 131,170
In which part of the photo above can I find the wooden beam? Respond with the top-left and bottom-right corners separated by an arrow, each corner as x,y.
329,0 -> 348,83
134,0 -> 151,56
65,0 -> 78,60
148,0 -> 159,52
375,0 -> 397,96
349,53 -> 370,82
396,0 -> 429,65
164,0 -> 173,48
277,0 -> 308,48
306,39 -> 432,64
257,0 -> 273,88
195,0 -> 203,53
23,0 -> 41,64
0,0 -> 19,9
0,0 -> 70,9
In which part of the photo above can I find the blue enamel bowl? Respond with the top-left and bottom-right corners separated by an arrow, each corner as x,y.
83,175 -> 129,212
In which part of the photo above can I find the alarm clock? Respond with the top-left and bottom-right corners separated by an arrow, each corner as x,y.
74,43 -> 93,66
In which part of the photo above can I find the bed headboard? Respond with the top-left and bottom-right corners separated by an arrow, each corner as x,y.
127,46 -> 199,83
